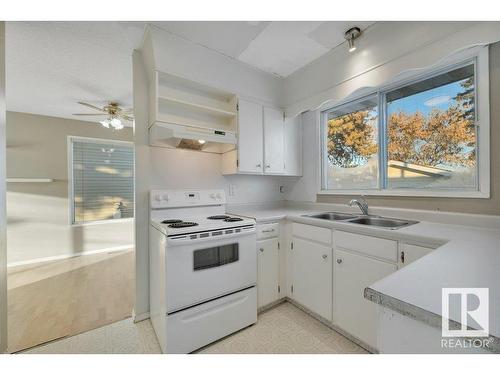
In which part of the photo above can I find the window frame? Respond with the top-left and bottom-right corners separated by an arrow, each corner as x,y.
67,135 -> 135,226
320,93 -> 381,191
319,46 -> 490,198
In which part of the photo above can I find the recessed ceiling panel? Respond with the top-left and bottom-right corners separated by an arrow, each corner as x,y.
151,21 -> 270,59
238,21 -> 330,77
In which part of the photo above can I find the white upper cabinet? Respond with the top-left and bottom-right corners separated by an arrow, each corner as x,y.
263,107 -> 284,175
222,100 -> 302,176
283,115 -> 302,176
234,99 -> 264,174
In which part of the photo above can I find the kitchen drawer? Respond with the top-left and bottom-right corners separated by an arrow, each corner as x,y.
166,287 -> 257,353
256,222 -> 279,240
292,223 -> 331,245
334,230 -> 397,262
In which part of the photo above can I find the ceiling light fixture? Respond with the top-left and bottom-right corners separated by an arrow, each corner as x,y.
100,117 -> 123,130
344,27 -> 361,53
110,118 -> 123,130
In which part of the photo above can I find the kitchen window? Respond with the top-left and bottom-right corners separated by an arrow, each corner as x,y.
321,48 -> 490,198
69,136 -> 134,224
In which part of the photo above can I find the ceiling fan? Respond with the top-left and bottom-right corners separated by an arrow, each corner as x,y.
73,101 -> 134,130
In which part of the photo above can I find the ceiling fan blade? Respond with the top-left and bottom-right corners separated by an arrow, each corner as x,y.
72,113 -> 109,116
121,115 -> 134,121
77,101 -> 107,112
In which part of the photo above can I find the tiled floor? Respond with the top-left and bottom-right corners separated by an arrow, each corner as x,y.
23,317 -> 161,354
8,249 -> 135,352
24,302 -> 367,354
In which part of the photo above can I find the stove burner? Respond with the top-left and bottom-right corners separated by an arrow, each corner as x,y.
168,222 -> 199,228
162,219 -> 183,224
224,217 -> 243,222
207,215 -> 231,220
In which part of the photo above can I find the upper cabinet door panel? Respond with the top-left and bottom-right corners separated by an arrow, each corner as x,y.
263,107 -> 284,175
283,115 -> 302,176
238,99 -> 263,174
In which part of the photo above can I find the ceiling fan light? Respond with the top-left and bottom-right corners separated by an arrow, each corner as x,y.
110,118 -> 123,130
100,119 -> 110,128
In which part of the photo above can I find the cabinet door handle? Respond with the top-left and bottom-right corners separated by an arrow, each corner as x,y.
265,164 -> 271,168
322,254 -> 328,259
400,251 -> 405,263
259,248 -> 264,253
262,229 -> 275,233
336,258 -> 342,264
256,163 -> 262,168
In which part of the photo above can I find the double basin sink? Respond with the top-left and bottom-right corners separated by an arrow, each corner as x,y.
304,212 -> 418,230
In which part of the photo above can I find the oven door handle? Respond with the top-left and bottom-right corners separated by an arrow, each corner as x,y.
167,227 -> 256,245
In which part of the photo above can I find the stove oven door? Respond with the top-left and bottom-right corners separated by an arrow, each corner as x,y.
165,229 -> 257,313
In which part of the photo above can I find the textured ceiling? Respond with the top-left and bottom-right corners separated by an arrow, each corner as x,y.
6,21 -> 375,124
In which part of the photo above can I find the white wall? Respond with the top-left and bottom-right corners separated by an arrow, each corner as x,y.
284,22 -> 500,204
133,22 -> 500,317
0,20 -> 7,354
284,22 -> 500,115
133,27 -> 288,318
149,147 -> 286,203
284,111 -> 318,202
6,112 -> 135,265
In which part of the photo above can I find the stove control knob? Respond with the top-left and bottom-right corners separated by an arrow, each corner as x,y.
154,194 -> 162,202
210,193 -> 216,199
216,193 -> 222,199
162,194 -> 169,201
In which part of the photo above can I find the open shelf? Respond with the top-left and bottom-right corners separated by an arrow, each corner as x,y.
158,95 -> 236,118
154,109 -> 235,133
150,71 -> 238,135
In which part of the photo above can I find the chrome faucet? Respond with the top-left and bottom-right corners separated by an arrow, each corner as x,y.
349,197 -> 369,215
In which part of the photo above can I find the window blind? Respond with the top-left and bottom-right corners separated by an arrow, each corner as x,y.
71,138 -> 134,223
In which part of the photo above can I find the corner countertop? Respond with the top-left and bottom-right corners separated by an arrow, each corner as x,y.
227,201 -> 500,352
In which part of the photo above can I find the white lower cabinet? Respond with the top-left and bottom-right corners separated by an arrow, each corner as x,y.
284,223 -> 435,351
257,238 -> 280,308
334,248 -> 397,349
291,237 -> 332,321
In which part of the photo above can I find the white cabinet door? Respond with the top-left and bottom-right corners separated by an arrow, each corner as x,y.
334,249 -> 397,349
237,99 -> 263,174
263,107 -> 284,175
283,115 -> 302,176
291,237 -> 332,320
257,238 -> 280,308
400,243 -> 435,267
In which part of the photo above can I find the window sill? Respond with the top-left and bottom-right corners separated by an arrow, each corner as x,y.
71,218 -> 135,227
317,189 -> 490,199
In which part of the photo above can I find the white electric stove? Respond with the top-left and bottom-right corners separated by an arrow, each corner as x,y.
149,189 -> 257,354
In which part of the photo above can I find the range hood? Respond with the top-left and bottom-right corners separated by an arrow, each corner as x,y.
149,122 -> 237,153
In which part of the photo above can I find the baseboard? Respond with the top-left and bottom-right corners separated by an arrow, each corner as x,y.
7,245 -> 134,268
257,298 -> 287,314
133,310 -> 150,323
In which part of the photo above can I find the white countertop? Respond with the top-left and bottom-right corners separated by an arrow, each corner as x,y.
227,201 -> 500,348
